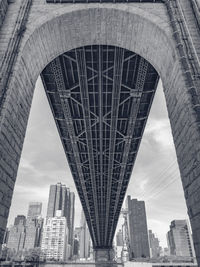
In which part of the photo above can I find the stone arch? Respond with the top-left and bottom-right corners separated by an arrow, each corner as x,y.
21,5 -> 176,83
1,3 -> 200,262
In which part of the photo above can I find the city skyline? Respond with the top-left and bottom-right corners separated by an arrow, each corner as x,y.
7,77 -> 188,247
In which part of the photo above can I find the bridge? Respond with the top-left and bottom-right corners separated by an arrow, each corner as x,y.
41,45 -> 158,255
0,0 -> 200,264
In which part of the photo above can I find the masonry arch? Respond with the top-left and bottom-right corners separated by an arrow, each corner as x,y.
1,4 -> 200,262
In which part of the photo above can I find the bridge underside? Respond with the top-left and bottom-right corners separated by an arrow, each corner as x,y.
41,45 -> 159,249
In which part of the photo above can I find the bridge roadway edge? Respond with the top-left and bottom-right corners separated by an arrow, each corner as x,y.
0,0 -> 200,264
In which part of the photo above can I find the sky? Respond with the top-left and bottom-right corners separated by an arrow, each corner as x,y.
7,77 -> 189,248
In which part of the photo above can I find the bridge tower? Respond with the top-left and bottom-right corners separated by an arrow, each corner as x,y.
0,0 -> 200,264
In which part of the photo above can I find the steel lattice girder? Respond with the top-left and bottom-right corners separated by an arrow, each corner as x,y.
41,45 -> 159,248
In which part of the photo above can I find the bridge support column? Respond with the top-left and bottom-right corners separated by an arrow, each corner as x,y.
94,248 -> 115,262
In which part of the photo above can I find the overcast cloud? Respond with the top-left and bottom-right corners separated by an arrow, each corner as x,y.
8,78 -> 188,248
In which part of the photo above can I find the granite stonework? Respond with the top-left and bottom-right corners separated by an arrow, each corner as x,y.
0,0 -> 200,264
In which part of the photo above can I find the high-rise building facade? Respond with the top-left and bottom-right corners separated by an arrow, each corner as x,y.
46,182 -> 75,256
167,220 -> 195,258
73,227 -> 82,257
126,196 -> 150,259
24,202 -> 43,250
41,210 -> 69,261
7,217 -> 26,252
47,183 -> 69,217
148,230 -> 161,258
14,215 -> 26,226
27,202 -> 42,218
24,217 -> 43,249
79,211 -> 91,259
73,237 -> 79,257
68,192 -> 75,251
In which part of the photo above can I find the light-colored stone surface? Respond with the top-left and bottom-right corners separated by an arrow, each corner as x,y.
0,0 -> 200,264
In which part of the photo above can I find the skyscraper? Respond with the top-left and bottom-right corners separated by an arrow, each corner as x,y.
46,183 -> 75,256
68,192 -> 75,251
79,210 -> 91,259
126,196 -> 150,259
7,216 -> 26,252
27,202 -> 42,218
24,217 -> 43,249
148,230 -> 161,258
24,202 -> 43,250
47,183 -> 69,217
14,215 -> 26,226
167,220 -> 195,258
41,210 -> 69,261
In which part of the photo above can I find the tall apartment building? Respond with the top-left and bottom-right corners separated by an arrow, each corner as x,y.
46,182 -> 75,256
41,210 -> 69,261
79,211 -> 91,259
167,220 -> 195,258
24,202 -> 43,250
126,196 -> 150,259
7,216 -> 26,252
149,230 -> 161,258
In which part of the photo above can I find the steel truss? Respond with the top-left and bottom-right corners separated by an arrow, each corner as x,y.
41,45 -> 159,249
